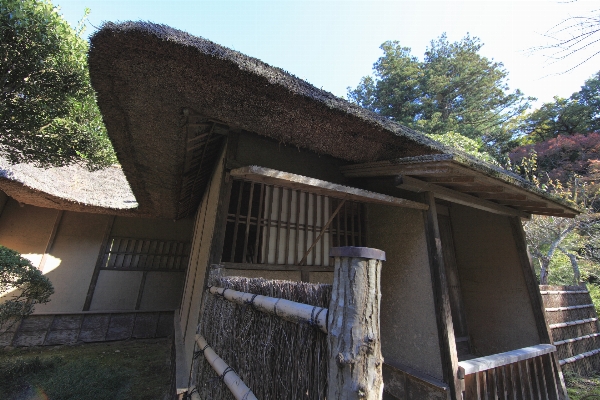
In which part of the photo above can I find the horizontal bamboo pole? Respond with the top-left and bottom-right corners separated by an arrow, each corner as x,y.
549,317 -> 597,329
560,347 -> 600,366
194,335 -> 258,400
208,286 -> 328,333
545,304 -> 594,312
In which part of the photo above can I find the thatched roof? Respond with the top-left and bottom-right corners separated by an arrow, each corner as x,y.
0,157 -> 140,215
88,22 -> 448,219
87,21 -> 577,219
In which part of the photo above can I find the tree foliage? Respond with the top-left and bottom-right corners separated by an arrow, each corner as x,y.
511,146 -> 600,286
0,0 -> 117,169
348,34 -> 531,155
510,133 -> 600,183
0,245 -> 54,331
515,72 -> 600,144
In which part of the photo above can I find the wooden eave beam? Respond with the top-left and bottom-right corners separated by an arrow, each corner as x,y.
455,185 -> 505,193
477,193 -> 528,201
495,199 -> 548,208
230,165 -> 429,210
396,175 -> 531,219
423,176 -> 475,184
341,159 -> 579,217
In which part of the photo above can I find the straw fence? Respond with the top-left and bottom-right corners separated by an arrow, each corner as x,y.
190,273 -> 331,400
541,285 -> 600,376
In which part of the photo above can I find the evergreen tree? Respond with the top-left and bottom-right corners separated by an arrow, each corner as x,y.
348,34 -> 531,157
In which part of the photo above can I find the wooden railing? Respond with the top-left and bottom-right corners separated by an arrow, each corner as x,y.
458,344 -> 566,400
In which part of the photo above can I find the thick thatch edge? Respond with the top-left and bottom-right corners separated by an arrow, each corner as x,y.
93,21 -> 448,155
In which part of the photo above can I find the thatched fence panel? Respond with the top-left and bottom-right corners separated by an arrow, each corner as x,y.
541,285 -> 600,376
191,273 -> 331,400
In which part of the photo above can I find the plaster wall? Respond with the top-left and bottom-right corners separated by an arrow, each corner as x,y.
449,205 -> 540,355
0,199 -> 57,267
89,270 -> 143,310
111,215 -> 193,242
35,211 -> 109,313
367,204 -> 444,380
235,133 -> 347,184
309,272 -> 333,284
139,272 -> 186,310
89,215 -> 194,312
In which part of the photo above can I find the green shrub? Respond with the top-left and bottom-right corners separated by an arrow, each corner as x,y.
0,245 -> 54,331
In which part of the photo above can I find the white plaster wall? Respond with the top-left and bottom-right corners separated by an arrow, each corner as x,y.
35,211 -> 109,313
90,270 -> 143,310
139,271 -> 186,310
367,204 -> 444,380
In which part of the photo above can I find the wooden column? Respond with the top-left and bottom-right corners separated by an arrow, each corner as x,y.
328,246 -> 385,400
83,215 -> 115,311
422,192 -> 462,400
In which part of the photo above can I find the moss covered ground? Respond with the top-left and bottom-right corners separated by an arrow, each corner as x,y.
0,338 -> 171,400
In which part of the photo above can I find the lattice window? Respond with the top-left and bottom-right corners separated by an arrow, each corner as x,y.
221,179 -> 366,267
100,237 -> 191,271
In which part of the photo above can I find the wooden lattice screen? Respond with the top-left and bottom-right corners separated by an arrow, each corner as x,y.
100,237 -> 191,271
221,179 -> 366,267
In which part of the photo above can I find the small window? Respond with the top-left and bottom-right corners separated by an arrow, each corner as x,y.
101,237 -> 191,271
221,179 -> 366,267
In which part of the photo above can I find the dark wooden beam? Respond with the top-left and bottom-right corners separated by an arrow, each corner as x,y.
459,185 -> 504,193
423,192 -> 461,400
478,193 -> 528,201
83,215 -> 115,311
495,200 -> 548,207
38,210 -> 63,272
424,176 -> 476,184
396,175 -> 530,219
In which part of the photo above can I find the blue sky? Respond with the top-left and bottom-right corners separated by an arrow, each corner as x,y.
54,1 -> 600,107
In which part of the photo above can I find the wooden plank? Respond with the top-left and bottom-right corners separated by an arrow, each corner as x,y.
341,157 -> 580,216
478,193 -> 528,201
231,165 -> 429,210
458,185 -> 504,194
221,261 -> 333,272
423,192 -> 462,400
495,200 -> 548,208
458,345 -> 556,375
299,199 -> 345,266
173,311 -> 189,395
135,271 -> 149,310
465,374 -> 478,400
397,175 -> 530,219
425,176 -> 476,184
543,354 -> 560,400
83,215 -> 116,311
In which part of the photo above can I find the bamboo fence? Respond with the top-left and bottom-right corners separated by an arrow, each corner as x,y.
191,275 -> 331,400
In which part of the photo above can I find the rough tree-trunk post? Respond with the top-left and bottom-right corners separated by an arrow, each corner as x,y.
328,246 -> 385,400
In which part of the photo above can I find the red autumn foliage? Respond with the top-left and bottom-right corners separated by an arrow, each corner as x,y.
510,133 -> 600,182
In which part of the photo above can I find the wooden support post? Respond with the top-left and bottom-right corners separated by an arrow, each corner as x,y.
38,210 -> 63,272
327,246 -> 385,400
83,215 -> 115,311
423,192 -> 462,400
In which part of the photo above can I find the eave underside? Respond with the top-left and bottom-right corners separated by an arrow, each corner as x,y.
340,158 -> 579,218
